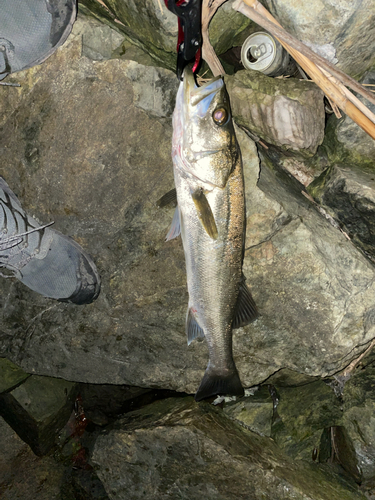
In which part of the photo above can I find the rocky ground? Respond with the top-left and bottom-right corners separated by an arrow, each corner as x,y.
1,2 -> 375,499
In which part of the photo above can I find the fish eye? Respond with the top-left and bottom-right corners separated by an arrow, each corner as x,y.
212,107 -> 228,126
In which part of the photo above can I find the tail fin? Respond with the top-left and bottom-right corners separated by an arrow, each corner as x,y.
194,366 -> 244,402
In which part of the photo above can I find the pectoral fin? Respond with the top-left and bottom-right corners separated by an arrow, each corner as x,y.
186,308 -> 205,345
232,275 -> 259,329
191,188 -> 218,240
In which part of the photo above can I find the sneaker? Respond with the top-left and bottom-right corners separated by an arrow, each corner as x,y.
0,177 -> 100,304
0,0 -> 76,81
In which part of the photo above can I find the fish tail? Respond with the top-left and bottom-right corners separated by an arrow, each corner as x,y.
194,365 -> 244,402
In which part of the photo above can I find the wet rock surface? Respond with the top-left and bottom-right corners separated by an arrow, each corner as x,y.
1,7 -> 375,500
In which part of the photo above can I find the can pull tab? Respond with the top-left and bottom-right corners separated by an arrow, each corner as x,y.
249,43 -> 274,64
241,32 -> 291,77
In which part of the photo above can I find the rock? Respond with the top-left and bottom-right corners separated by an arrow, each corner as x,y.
0,35 -> 195,392
0,357 -> 30,393
223,385 -> 273,437
78,0 -> 178,70
78,0 -> 255,71
72,9 -> 161,68
270,380 -> 343,462
236,145 -> 375,386
262,0 -> 375,78
342,354 -> 375,484
91,396 -> 366,500
72,11 -> 125,61
307,164 -> 375,261
0,416 -> 29,483
61,468 -> 110,500
206,0 -> 257,55
78,384 -> 154,425
0,375 -> 77,455
226,69 -> 325,155
263,368 -> 320,387
72,13 -> 181,116
1,22 -> 375,395
0,416 -> 67,499
322,72 -> 375,167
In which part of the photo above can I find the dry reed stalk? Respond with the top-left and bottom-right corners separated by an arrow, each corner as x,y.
201,0 -> 227,76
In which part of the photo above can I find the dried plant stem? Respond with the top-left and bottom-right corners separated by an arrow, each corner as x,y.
320,67 -> 375,124
202,0 -> 227,76
94,0 -> 125,27
341,338 -> 375,378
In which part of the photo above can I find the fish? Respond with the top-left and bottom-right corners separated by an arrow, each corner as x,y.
167,67 -> 258,401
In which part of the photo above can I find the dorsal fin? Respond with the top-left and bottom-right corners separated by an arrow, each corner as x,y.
157,188 -> 177,208
186,308 -> 205,345
191,188 -> 218,240
232,276 -> 259,329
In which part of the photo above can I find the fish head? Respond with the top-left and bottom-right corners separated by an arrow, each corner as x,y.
173,68 -> 238,189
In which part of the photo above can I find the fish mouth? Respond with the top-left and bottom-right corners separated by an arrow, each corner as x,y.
182,67 -> 224,107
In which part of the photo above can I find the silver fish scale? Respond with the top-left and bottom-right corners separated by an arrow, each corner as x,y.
171,70 -> 255,400
173,152 -> 245,374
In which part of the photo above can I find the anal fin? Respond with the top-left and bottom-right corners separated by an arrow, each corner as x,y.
232,275 -> 259,329
186,308 -> 205,345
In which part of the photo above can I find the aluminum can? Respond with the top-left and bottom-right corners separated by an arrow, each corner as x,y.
241,31 -> 291,77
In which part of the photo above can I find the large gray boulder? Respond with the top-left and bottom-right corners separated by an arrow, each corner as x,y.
91,396 -> 366,500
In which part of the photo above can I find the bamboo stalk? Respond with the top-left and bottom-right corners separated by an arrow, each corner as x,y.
233,0 -> 375,140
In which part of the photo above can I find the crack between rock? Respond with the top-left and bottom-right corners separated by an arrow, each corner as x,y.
330,338 -> 375,374
245,215 -> 295,251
